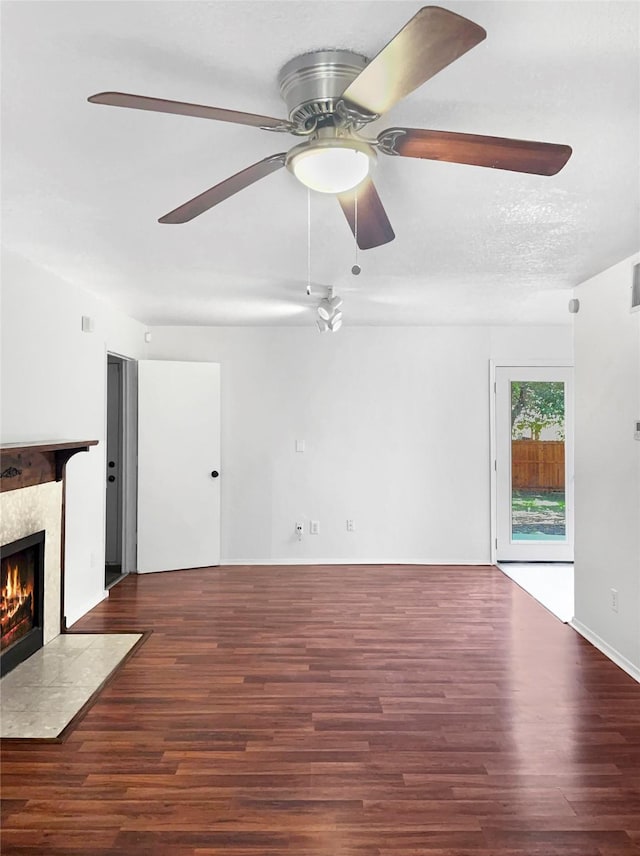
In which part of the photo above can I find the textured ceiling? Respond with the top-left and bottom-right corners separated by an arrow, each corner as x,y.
1,1 -> 639,326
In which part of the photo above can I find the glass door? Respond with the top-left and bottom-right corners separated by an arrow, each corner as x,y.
495,366 -> 574,561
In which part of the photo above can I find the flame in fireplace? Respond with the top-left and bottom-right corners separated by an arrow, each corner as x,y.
2,558 -> 35,649
3,563 -> 32,621
1,542 -> 41,656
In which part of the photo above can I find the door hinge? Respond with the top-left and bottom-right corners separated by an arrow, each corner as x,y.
494,381 -> 496,393
494,459 -> 497,471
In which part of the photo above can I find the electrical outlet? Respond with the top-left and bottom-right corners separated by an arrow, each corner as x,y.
610,588 -> 619,612
310,520 -> 320,535
295,521 -> 304,541
346,519 -> 355,532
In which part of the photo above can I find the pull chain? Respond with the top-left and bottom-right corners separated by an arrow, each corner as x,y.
352,189 -> 361,275
306,188 -> 311,295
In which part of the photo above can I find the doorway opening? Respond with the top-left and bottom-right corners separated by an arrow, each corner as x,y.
491,363 -> 574,622
105,354 -> 138,588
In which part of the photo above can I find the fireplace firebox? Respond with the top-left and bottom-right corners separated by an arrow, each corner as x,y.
1,530 -> 45,676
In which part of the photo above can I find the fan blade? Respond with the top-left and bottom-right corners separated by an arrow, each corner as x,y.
159,154 -> 287,223
341,7 -> 486,116
88,92 -> 293,132
377,127 -> 572,175
338,179 -> 395,250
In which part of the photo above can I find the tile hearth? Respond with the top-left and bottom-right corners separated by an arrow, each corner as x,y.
1,632 -> 141,739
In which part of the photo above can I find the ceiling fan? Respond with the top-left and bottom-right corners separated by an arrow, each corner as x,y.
88,5 -> 572,250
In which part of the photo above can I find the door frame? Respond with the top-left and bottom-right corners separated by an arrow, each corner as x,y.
106,356 -> 124,570
489,359 -> 574,565
105,351 -> 138,582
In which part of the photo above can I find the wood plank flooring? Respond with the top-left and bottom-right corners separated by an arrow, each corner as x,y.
2,564 -> 640,855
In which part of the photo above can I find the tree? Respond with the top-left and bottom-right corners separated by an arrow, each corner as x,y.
511,381 -> 564,440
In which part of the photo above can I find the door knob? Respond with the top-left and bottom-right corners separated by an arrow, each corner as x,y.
211,470 -> 219,478
108,475 -> 116,482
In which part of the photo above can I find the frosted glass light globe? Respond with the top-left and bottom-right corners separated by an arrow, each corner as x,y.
288,139 -> 375,194
292,147 -> 370,193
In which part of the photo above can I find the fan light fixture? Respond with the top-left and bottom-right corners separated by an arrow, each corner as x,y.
317,313 -> 343,332
287,139 -> 375,194
318,295 -> 343,319
317,293 -> 343,332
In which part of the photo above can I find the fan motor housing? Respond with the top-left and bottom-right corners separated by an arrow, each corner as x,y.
278,49 -> 368,127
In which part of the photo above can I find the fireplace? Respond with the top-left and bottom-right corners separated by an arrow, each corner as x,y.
1,530 -> 45,677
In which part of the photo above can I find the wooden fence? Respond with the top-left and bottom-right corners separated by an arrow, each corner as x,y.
511,440 -> 565,490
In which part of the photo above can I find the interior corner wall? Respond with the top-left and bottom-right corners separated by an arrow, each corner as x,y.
0,251 -> 148,627
573,253 -> 640,678
148,324 -> 572,566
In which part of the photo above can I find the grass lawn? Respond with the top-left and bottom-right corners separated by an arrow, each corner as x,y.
512,489 -> 566,540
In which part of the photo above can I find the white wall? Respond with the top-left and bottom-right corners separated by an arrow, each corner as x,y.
0,252 -> 573,625
573,253 -> 640,678
0,251 -> 148,626
149,324 -> 572,565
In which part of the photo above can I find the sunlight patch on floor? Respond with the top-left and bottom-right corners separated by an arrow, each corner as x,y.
498,562 -> 574,623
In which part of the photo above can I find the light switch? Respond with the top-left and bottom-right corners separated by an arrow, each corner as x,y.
295,439 -> 305,453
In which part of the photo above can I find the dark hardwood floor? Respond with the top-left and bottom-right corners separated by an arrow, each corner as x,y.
2,564 -> 640,855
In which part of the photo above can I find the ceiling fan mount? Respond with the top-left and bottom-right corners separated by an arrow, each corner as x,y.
88,5 -> 573,249
277,49 -> 375,134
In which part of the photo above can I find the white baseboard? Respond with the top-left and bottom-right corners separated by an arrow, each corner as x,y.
222,558 -> 491,567
570,618 -> 640,684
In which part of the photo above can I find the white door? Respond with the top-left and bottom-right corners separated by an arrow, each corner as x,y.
137,360 -> 220,573
495,366 -> 574,561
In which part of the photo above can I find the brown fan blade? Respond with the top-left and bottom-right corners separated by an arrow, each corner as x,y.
159,154 -> 287,224
377,127 -> 572,175
88,92 -> 293,132
338,179 -> 395,250
341,7 -> 486,116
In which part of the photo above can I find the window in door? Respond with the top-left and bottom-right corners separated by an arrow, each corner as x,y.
511,380 -> 566,543
495,366 -> 573,562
